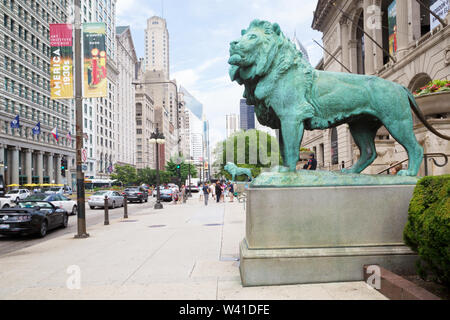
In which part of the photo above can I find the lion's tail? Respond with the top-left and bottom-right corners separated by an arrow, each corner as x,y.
403,86 -> 450,141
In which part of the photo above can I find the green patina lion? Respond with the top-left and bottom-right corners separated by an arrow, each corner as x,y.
224,163 -> 253,182
229,20 -> 450,176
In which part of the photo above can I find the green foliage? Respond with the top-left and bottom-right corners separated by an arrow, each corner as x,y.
404,175 -> 450,287
110,165 -> 138,186
414,80 -> 450,96
212,129 -> 281,181
165,157 -> 198,184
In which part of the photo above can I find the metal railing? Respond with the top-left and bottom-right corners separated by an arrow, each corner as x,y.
377,153 -> 449,176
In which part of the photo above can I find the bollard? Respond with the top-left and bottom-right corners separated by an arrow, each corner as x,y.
104,196 -> 109,225
123,194 -> 128,219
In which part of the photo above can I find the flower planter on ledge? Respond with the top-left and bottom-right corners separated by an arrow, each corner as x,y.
414,91 -> 450,118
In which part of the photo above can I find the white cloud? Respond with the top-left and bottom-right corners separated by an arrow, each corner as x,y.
116,0 -> 155,29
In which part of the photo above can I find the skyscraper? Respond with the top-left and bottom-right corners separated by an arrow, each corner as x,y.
240,99 -> 255,131
116,26 -> 137,167
226,114 -> 239,138
0,0 -> 74,187
145,16 -> 169,76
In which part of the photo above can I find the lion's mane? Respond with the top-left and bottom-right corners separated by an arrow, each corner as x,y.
230,20 -> 314,129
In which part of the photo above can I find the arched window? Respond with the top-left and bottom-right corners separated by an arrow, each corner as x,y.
409,73 -> 432,93
331,128 -> 339,165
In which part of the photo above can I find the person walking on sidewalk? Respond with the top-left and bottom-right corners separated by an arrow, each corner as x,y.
215,181 -> 223,203
202,183 -> 210,206
229,182 -> 235,203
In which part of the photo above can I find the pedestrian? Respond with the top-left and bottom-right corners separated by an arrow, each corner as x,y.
229,182 -> 234,203
215,181 -> 223,203
306,153 -> 317,170
202,183 -> 210,206
210,182 -> 215,201
391,164 -> 403,175
199,183 -> 204,202
178,185 -> 184,204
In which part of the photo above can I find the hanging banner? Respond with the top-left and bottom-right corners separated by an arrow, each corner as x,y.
388,1 -> 397,56
50,24 -> 74,99
430,0 -> 449,30
83,23 -> 107,98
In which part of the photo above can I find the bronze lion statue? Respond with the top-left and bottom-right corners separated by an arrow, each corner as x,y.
229,20 -> 449,176
224,162 -> 253,182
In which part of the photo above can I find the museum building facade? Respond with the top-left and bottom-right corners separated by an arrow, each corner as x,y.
306,0 -> 450,175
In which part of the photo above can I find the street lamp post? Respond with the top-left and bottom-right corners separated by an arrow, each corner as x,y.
149,127 -> 165,210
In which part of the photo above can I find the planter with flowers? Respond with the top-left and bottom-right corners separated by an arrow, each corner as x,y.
412,80 -> 450,176
413,80 -> 450,118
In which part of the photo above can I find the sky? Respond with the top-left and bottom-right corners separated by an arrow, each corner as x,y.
116,0 -> 323,149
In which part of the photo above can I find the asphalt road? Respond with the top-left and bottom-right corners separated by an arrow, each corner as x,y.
0,199 -> 160,257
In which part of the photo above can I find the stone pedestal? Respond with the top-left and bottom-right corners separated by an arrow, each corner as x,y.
240,181 -> 418,287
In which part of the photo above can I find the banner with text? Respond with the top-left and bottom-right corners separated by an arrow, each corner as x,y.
50,24 -> 74,99
83,23 -> 107,98
430,0 -> 449,30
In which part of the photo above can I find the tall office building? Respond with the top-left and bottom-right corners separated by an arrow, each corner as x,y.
73,0 -> 119,181
0,0 -> 75,188
116,26 -> 137,167
240,99 -> 255,131
181,87 -> 204,166
145,16 -> 169,76
226,114 -> 239,138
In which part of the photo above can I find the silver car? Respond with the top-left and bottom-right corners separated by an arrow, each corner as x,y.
88,191 -> 124,209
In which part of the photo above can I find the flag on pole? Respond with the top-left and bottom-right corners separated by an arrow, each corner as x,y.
67,131 -> 72,142
10,115 -> 20,129
51,127 -> 59,141
32,122 -> 41,135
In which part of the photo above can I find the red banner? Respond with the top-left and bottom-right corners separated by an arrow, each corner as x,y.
50,24 -> 74,99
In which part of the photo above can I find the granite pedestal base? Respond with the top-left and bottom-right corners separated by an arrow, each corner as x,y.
240,184 -> 418,287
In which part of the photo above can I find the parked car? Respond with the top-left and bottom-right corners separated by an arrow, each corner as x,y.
152,186 -> 164,198
187,185 -> 200,193
27,193 -> 78,216
88,191 -> 124,209
0,200 -> 69,237
123,187 -> 148,203
0,197 -> 14,209
44,186 -> 73,195
159,188 -> 174,202
5,189 -> 30,203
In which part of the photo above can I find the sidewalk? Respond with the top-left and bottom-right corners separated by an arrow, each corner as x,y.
0,195 -> 386,300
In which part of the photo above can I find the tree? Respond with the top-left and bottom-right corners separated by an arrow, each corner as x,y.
110,165 -> 138,186
165,157 -> 198,185
212,129 -> 281,181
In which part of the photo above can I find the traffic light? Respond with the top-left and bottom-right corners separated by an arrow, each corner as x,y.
61,157 -> 67,177
176,164 -> 181,177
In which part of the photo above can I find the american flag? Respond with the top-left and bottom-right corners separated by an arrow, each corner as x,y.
67,131 -> 72,142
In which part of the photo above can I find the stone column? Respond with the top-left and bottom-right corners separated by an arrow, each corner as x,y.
36,151 -> 44,185
0,144 -> 5,182
396,0 -> 409,57
373,2 -> 384,71
10,147 -> 20,186
55,154 -> 62,185
47,153 -> 54,184
348,40 -> 359,73
340,16 -> 350,72
363,0 -> 375,74
25,149 -> 32,185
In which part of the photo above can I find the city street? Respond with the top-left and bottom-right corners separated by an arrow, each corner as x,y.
0,200 -> 157,257
0,194 -> 386,300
